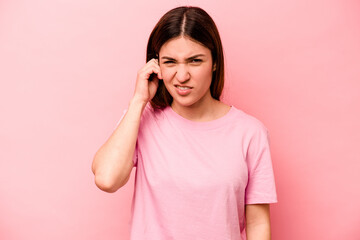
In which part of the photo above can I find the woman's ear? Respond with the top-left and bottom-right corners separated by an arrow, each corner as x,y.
213,63 -> 216,71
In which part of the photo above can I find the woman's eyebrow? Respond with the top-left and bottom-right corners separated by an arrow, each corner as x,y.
161,54 -> 205,60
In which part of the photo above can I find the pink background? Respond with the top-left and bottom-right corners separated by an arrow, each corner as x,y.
1,0 -> 359,239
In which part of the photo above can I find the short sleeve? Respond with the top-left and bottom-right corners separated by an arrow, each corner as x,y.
245,123 -> 277,204
114,109 -> 138,167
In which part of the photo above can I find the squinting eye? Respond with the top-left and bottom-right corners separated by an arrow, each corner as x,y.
191,59 -> 202,63
164,61 -> 175,64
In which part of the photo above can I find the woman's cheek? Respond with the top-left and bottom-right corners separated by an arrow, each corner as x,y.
160,68 -> 173,83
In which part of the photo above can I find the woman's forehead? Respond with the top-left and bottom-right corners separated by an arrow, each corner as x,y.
159,36 -> 210,58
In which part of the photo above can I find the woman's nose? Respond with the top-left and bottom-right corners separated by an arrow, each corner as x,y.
175,63 -> 190,82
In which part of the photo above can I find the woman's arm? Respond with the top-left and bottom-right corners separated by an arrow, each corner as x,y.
92,97 -> 146,193
245,204 -> 272,240
92,57 -> 161,193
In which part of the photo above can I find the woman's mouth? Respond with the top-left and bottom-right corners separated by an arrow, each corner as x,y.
175,85 -> 192,95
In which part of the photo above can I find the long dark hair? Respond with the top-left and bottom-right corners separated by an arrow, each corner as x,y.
147,6 -> 225,110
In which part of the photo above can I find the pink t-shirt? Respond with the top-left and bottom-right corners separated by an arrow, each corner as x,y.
116,103 -> 277,240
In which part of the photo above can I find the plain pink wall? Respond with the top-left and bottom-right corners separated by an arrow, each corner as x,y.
1,0 -> 359,239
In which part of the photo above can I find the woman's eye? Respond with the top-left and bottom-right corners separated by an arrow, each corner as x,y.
191,59 -> 202,63
163,59 -> 202,64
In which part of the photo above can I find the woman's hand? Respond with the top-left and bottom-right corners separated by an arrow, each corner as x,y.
132,58 -> 163,104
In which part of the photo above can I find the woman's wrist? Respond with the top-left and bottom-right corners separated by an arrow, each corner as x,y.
129,96 -> 147,111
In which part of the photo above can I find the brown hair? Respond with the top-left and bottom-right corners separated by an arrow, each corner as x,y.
147,6 -> 225,110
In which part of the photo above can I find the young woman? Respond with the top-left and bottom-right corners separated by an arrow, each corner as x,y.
92,6 -> 277,240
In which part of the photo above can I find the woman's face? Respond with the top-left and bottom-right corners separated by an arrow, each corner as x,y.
159,36 -> 215,108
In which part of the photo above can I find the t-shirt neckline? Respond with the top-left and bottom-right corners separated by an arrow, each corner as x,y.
164,105 -> 236,130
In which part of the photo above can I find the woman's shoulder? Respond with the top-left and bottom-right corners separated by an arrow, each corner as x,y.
140,102 -> 167,121
230,105 -> 268,133
142,102 -> 164,115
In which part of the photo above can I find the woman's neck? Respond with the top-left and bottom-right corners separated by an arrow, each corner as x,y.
171,97 -> 223,122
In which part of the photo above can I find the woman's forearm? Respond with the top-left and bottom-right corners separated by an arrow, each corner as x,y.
92,97 -> 146,192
